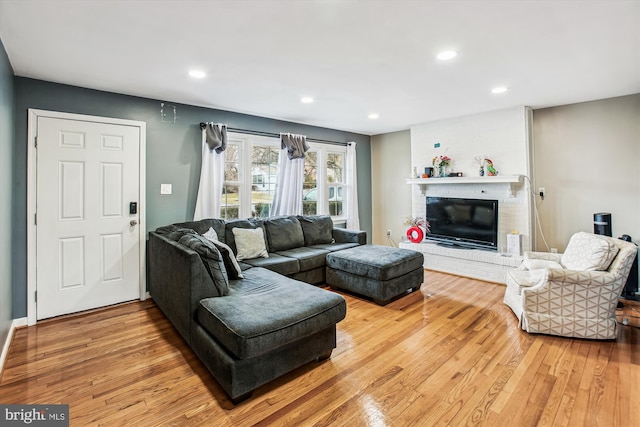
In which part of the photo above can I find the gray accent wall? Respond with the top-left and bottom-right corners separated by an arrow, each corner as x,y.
12,77 -> 372,318
0,39 -> 14,342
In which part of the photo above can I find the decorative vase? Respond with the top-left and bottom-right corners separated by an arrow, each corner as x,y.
406,226 -> 424,243
438,165 -> 447,177
479,166 -> 485,176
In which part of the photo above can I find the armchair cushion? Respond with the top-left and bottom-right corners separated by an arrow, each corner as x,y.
507,269 -> 547,295
522,259 -> 563,271
561,232 -> 619,271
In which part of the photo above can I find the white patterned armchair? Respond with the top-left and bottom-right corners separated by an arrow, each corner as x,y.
504,232 -> 637,339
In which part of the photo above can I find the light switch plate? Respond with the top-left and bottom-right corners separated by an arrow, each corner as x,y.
160,184 -> 172,195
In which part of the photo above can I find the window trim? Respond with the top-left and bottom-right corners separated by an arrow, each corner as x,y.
223,132 -> 347,221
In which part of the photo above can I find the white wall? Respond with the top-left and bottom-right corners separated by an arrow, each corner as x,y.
410,106 -> 533,252
532,94 -> 640,251
370,130 -> 412,245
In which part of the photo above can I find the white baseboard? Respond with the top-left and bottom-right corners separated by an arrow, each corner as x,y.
1,318 -> 27,377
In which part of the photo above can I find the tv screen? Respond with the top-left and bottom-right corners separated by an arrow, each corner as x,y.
426,197 -> 498,250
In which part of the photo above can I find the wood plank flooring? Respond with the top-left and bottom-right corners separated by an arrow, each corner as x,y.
1,270 -> 639,426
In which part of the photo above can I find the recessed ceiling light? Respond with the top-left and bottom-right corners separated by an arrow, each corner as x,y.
436,50 -> 457,61
188,70 -> 206,78
368,113 -> 379,120
301,96 -> 314,104
491,86 -> 508,94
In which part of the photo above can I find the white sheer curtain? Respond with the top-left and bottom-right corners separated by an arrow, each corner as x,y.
345,141 -> 360,230
271,133 -> 309,216
193,123 -> 227,220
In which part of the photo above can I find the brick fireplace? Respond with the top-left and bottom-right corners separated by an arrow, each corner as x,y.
404,106 -> 533,283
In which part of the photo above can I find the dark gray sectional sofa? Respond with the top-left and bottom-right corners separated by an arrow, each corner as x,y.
148,215 -> 365,403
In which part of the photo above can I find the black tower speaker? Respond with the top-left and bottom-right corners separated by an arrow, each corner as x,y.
594,212 -> 612,236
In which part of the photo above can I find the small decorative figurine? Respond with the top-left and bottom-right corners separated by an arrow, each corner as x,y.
485,158 -> 498,176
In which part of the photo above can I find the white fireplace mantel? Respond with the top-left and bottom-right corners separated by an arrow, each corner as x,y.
407,174 -> 524,197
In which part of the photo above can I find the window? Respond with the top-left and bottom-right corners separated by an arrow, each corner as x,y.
221,143 -> 240,220
302,144 -> 346,221
303,151 -> 318,215
326,152 -> 344,217
250,145 -> 279,218
220,133 -> 347,222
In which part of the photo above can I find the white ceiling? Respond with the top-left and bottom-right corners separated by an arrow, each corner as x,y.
1,0 -> 638,136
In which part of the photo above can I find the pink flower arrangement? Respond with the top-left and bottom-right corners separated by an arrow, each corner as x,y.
432,155 -> 451,167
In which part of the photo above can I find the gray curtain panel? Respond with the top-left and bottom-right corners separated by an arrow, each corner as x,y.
205,123 -> 227,153
280,133 -> 309,159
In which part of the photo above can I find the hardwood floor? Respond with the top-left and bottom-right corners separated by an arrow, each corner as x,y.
2,270 -> 639,426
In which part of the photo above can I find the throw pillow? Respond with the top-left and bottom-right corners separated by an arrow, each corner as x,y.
522,259 -> 563,271
201,227 -> 244,279
232,227 -> 269,261
177,234 -> 229,297
224,219 -> 267,254
561,232 -> 619,271
202,226 -> 219,242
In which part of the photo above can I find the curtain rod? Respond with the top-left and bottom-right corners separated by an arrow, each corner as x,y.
199,122 -> 349,146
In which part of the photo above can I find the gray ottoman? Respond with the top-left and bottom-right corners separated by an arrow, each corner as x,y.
326,245 -> 424,305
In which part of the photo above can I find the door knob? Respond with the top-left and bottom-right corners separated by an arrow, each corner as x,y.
130,220 -> 138,226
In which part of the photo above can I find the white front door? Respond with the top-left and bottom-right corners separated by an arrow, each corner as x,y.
35,116 -> 142,320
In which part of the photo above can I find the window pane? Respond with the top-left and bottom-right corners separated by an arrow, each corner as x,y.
327,153 -> 343,184
327,153 -> 344,217
225,144 -> 240,182
303,151 -> 318,215
221,185 -> 239,220
251,145 -> 278,218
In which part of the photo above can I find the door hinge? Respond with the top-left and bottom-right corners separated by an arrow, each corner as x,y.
35,290 -> 37,303
34,136 -> 37,148
34,213 -> 37,225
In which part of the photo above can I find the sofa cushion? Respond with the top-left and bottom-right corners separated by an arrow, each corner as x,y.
232,227 -> 269,261
241,253 -> 300,276
309,242 -> 360,252
298,215 -> 334,246
202,227 -> 244,279
177,234 -> 229,297
561,232 -> 619,271
225,218 -> 266,254
265,216 -> 305,252
197,267 -> 346,359
275,247 -> 330,271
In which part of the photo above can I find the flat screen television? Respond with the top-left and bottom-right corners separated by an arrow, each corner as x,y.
426,197 -> 498,251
